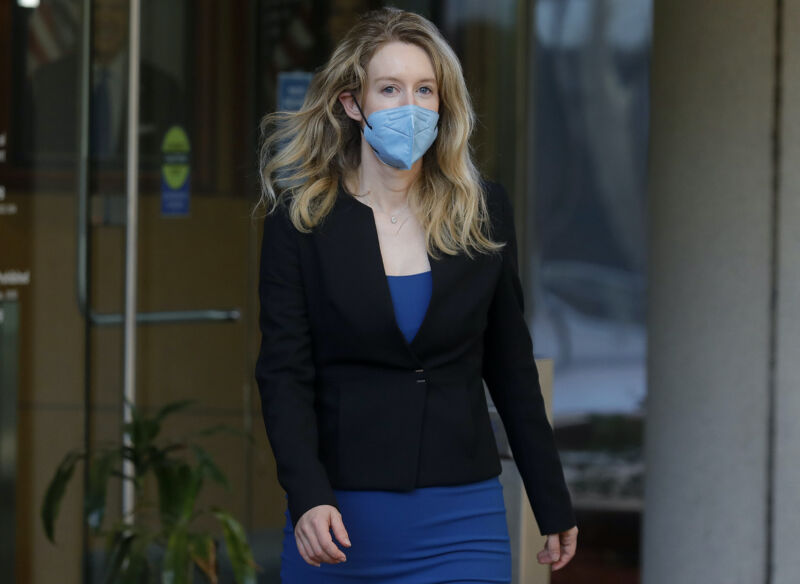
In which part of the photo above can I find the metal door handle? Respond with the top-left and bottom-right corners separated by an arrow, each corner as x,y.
88,308 -> 240,326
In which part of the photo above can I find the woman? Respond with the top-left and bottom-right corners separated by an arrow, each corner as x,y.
254,7 -> 578,582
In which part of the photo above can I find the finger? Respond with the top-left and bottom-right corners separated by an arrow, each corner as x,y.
535,535 -> 556,565
315,517 -> 347,562
330,511 -> 352,548
296,533 -> 320,567
551,547 -> 574,571
536,543 -> 554,564
302,527 -> 325,567
550,542 -> 574,570
536,535 -> 560,564
560,532 -> 578,556
307,520 -> 344,564
546,534 -> 561,563
552,532 -> 578,570
303,526 -> 333,564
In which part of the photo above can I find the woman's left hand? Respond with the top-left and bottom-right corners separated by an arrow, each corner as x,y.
537,525 -> 578,571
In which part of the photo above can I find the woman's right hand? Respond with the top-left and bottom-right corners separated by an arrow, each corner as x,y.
294,504 -> 352,567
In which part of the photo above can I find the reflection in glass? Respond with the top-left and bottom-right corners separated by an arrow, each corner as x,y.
532,0 -> 652,581
18,0 -> 185,170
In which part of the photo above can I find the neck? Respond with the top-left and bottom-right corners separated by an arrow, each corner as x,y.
351,139 -> 421,210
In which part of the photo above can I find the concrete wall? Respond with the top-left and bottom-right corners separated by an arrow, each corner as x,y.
773,1 -> 800,582
644,1 -> 798,582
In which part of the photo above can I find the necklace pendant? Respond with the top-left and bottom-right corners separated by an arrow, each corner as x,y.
391,215 -> 398,224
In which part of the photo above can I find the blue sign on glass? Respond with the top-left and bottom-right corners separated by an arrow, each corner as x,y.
277,72 -> 314,111
161,174 -> 190,216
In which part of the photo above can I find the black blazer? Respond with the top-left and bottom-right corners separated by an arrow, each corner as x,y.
255,180 -> 576,536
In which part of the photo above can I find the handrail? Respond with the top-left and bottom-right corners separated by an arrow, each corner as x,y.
90,308 -> 241,326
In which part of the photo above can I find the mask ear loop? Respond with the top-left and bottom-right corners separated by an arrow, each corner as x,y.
351,95 -> 373,131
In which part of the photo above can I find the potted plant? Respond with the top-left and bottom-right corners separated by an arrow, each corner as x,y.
41,398 -> 260,583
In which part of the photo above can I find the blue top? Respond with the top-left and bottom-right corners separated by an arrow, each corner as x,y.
385,270 -> 432,343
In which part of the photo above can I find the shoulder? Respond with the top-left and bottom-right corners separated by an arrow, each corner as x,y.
260,197 -> 300,247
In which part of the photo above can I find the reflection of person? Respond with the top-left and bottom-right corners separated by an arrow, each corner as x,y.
24,0 -> 183,165
254,7 -> 578,581
89,0 -> 129,159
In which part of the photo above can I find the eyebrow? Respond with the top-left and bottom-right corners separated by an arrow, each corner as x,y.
374,76 -> 438,85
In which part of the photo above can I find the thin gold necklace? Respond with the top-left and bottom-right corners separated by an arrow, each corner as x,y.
359,192 -> 412,234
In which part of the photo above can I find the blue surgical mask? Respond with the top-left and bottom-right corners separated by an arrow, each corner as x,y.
353,97 -> 439,170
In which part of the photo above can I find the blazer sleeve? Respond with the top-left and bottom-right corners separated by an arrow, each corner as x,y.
255,201 -> 339,527
481,182 -> 577,536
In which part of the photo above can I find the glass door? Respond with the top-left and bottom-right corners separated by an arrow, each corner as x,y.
2,1 -> 268,581
2,1 -> 94,581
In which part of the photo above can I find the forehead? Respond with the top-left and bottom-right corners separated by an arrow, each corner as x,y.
366,41 -> 436,82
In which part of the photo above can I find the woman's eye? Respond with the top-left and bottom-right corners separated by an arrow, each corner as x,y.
418,86 -> 434,95
382,86 -> 397,94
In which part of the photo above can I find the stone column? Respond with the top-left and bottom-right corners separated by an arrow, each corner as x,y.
643,1 -> 799,582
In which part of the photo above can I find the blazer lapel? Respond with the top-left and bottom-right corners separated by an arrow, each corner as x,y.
322,186 -> 462,366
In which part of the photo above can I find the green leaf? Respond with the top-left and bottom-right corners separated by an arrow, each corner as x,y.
121,533 -> 155,584
85,450 -> 119,531
122,399 -> 198,477
187,533 -> 218,583
154,460 -> 199,528
122,397 -> 159,453
212,509 -> 258,584
191,444 -> 230,490
102,530 -> 135,584
41,449 -> 84,543
134,418 -> 161,449
162,523 -> 193,584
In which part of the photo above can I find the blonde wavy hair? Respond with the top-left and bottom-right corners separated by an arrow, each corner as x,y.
254,7 -> 504,259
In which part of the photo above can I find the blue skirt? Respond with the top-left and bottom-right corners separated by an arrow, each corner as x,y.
279,475 -> 512,583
